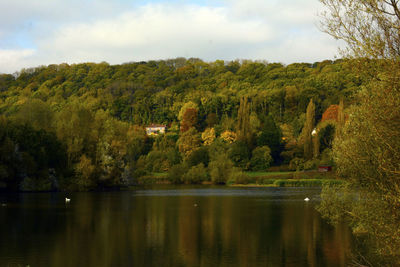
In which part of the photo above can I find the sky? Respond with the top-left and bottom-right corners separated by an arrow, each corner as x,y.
0,0 -> 340,74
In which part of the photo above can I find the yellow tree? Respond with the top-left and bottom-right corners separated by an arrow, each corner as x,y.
201,128 -> 216,145
177,128 -> 201,157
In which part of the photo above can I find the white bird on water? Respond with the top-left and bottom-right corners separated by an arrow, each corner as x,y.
65,197 -> 70,203
304,197 -> 310,201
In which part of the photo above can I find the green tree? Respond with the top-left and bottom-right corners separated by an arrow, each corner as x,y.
250,146 -> 272,171
257,115 -> 283,163
177,127 -> 201,157
319,0 -> 400,263
236,96 -> 252,145
303,99 -> 315,159
14,99 -> 54,132
228,141 -> 250,169
208,154 -> 234,184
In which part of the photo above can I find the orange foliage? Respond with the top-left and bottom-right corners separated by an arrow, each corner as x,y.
180,108 -> 198,132
321,105 -> 339,122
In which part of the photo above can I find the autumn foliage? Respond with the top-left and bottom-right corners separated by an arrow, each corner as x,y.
180,108 -> 198,133
321,105 -> 339,122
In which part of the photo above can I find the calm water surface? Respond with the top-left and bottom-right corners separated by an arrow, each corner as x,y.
0,186 -> 353,267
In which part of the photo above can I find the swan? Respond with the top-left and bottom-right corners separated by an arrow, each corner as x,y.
304,197 -> 310,201
65,197 -> 70,203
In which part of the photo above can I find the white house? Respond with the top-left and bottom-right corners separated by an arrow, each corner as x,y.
145,124 -> 166,135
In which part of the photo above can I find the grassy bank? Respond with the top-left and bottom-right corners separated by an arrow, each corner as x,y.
137,171 -> 342,187
230,179 -> 343,187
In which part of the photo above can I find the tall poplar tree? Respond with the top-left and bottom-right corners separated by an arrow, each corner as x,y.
303,99 -> 315,160
336,99 -> 345,138
236,97 -> 252,145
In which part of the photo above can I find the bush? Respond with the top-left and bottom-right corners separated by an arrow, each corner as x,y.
303,159 -> 320,170
186,147 -> 210,167
289,157 -> 305,171
228,141 -> 250,169
182,163 -> 208,184
320,148 -> 334,166
145,148 -> 181,172
250,146 -> 272,171
167,163 -> 188,184
208,154 -> 234,184
227,169 -> 252,185
20,175 -> 52,191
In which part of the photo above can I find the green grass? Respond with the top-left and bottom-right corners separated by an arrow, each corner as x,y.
230,178 -> 343,187
246,171 -> 294,177
273,179 -> 343,187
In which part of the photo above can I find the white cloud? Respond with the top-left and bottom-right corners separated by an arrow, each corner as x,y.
0,49 -> 35,73
0,1 -> 340,73
17,4 -> 276,67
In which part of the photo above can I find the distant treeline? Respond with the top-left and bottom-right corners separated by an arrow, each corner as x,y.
0,58 -> 370,191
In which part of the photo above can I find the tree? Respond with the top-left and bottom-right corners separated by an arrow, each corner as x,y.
180,108 -> 198,133
177,127 -> 201,157
320,0 -> 400,263
321,104 -> 339,122
250,146 -> 272,171
320,0 -> 400,60
302,99 -> 315,159
208,154 -> 234,184
14,99 -> 54,132
201,128 -> 216,145
257,115 -> 283,163
220,130 -> 237,143
236,96 -> 252,145
228,141 -> 250,169
336,99 -> 345,137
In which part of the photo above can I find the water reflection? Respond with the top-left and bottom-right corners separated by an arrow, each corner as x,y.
0,187 -> 353,267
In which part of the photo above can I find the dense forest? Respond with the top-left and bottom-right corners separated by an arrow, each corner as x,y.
0,58 -> 368,191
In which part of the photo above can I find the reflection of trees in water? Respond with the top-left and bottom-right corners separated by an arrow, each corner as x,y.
0,191 -> 353,266
318,185 -> 400,266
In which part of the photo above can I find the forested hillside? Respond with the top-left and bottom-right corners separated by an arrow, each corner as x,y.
0,58 -> 368,190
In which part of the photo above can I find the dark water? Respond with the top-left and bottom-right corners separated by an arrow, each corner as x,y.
0,186 -> 353,267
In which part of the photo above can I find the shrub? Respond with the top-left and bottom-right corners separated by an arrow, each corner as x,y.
250,146 -> 272,171
289,157 -> 305,171
186,147 -> 210,167
20,174 -> 52,191
303,159 -> 320,170
228,141 -> 250,169
167,163 -> 188,184
320,148 -> 334,166
182,163 -> 208,184
208,154 -> 234,184
227,169 -> 252,185
145,148 -> 181,172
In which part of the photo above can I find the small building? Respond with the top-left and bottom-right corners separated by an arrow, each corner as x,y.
318,165 -> 332,172
145,124 -> 166,135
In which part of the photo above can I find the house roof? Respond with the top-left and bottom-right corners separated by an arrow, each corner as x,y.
146,124 -> 166,128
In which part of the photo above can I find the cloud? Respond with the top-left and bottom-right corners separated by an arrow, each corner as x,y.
0,0 -> 339,73
0,49 -> 35,73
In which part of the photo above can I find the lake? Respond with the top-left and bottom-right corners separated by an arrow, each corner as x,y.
0,186 -> 353,267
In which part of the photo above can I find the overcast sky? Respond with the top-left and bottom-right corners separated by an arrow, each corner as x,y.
0,0 -> 340,74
